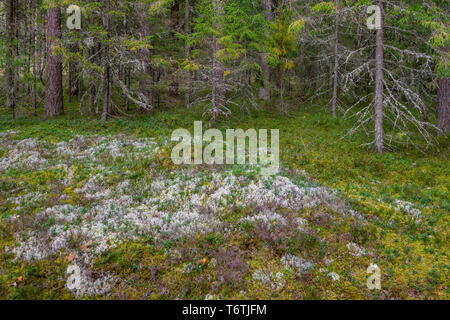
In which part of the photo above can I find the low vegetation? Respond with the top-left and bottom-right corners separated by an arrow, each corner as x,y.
0,103 -> 448,299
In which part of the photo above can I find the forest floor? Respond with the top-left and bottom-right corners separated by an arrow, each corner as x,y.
0,102 -> 448,299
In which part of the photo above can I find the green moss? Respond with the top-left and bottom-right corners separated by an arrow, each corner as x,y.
0,104 -> 448,299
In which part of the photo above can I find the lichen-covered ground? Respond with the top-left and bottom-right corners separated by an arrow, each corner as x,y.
0,108 -> 448,300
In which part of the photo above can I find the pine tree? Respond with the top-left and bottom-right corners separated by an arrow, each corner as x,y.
45,1 -> 64,117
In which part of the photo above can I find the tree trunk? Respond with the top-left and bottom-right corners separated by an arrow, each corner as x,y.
184,0 -> 191,107
102,0 -> 111,121
211,0 -> 225,125
33,7 -> 40,116
68,42 -> 80,103
374,0 -> 384,153
89,42 -> 100,114
259,0 -> 272,101
436,77 -> 449,134
138,9 -> 153,110
171,0 -> 180,30
45,6 -> 64,117
102,62 -> 111,121
6,0 -> 16,119
126,67 -> 131,111
169,0 -> 180,96
331,0 -> 339,118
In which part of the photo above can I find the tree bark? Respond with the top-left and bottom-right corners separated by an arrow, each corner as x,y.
171,0 -> 180,30
102,0 -> 111,121
45,6 -> 64,117
89,42 -> 100,114
211,0 -> 225,125
436,77 -> 449,134
374,0 -> 384,153
68,41 -> 80,102
6,0 -> 16,119
138,8 -> 154,110
259,0 -> 272,101
184,0 -> 191,107
32,6 -> 40,116
169,0 -> 180,96
331,0 -> 339,118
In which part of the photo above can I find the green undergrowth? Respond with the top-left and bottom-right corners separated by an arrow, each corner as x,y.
0,102 -> 448,300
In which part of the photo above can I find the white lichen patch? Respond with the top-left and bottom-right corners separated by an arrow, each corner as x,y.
394,200 -> 422,221
346,242 -> 366,257
65,261 -> 115,297
0,138 -> 48,171
241,210 -> 287,226
2,133 -> 363,297
0,133 -> 158,172
0,129 -> 19,138
252,269 -> 286,290
328,272 -> 340,281
54,135 -> 157,162
281,254 -> 314,275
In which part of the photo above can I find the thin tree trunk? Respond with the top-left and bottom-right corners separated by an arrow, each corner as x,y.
78,61 -> 83,105
102,63 -> 111,121
280,71 -> 285,113
211,0 -> 225,125
6,0 -> 16,119
68,40 -> 80,103
89,43 -> 98,113
184,0 -> 191,107
212,42 -> 218,126
171,0 -> 180,30
259,0 -> 272,101
27,6 -> 33,99
436,77 -> 449,134
374,0 -> 384,153
138,8 -> 153,110
33,30 -> 38,115
32,5 -> 40,116
102,0 -> 111,121
68,66 -> 72,103
169,0 -> 180,96
45,6 -> 64,117
78,76 -> 83,114
126,67 -> 131,111
331,0 -> 339,118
